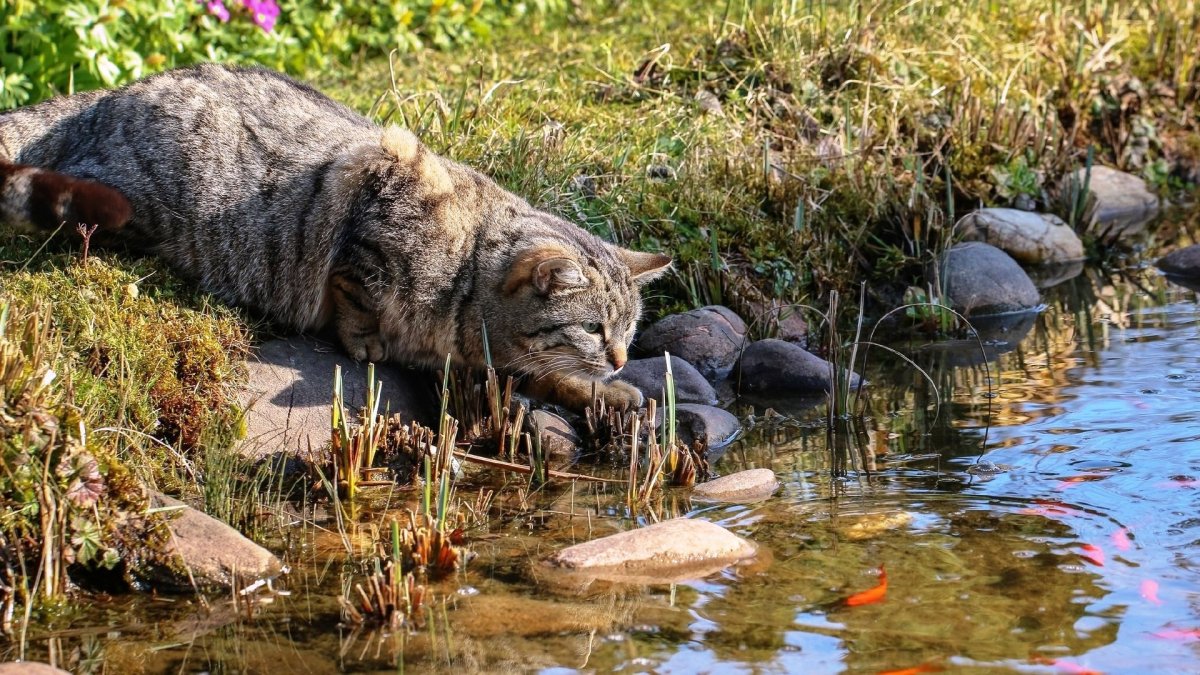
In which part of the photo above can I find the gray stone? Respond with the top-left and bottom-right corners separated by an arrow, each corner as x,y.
617,356 -> 718,406
693,469 -> 778,503
634,306 -> 748,381
526,409 -> 580,463
1069,165 -> 1159,240
669,403 -> 741,449
933,242 -> 1041,317
1157,244 -> 1200,278
238,335 -> 433,458
0,664 -> 71,675
148,493 -> 283,592
958,208 -> 1085,264
544,518 -> 756,584
735,339 -> 860,394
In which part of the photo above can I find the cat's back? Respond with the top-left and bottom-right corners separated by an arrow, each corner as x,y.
90,64 -> 376,173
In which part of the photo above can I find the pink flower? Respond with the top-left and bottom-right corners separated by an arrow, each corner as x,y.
242,0 -> 280,32
201,0 -> 230,22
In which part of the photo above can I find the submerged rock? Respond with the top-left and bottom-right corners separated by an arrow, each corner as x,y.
1157,244 -> 1200,279
734,339 -> 860,394
634,306 -> 747,381
541,518 -> 756,587
238,335 -> 433,458
1069,165 -> 1159,240
670,403 -> 741,449
933,242 -> 1041,317
618,356 -> 718,406
693,469 -> 779,503
958,208 -> 1085,265
840,511 -> 915,541
148,493 -> 283,592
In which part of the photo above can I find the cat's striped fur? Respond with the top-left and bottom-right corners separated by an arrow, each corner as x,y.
0,64 -> 671,411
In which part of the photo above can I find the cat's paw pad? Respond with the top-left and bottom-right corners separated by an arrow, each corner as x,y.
598,380 -> 644,410
343,334 -> 386,363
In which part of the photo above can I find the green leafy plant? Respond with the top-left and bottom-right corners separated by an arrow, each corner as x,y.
0,0 -> 568,110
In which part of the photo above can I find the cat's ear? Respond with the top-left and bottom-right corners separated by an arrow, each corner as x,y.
380,126 -> 453,193
620,249 -> 673,285
504,246 -> 590,295
380,126 -> 422,162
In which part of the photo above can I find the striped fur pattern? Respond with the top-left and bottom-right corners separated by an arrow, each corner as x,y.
0,64 -> 671,411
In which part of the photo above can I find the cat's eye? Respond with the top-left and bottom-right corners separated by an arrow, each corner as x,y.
581,321 -> 603,334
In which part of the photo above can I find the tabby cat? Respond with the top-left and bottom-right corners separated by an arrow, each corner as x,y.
0,64 -> 671,411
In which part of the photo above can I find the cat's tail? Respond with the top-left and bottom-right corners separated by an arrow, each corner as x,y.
0,160 -> 132,234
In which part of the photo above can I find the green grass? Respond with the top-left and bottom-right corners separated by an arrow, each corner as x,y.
318,0 -> 1198,321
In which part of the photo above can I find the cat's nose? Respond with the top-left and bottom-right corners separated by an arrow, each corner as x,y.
608,347 -> 627,371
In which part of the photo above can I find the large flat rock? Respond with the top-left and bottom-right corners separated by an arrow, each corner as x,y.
540,518 -> 756,588
238,335 -> 434,457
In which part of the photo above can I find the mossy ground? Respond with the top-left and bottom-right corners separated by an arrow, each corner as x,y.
1,0 -> 1197,617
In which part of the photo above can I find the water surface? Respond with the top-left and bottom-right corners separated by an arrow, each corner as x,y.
6,257 -> 1200,675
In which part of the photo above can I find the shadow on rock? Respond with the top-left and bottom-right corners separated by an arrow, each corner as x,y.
238,334 -> 437,459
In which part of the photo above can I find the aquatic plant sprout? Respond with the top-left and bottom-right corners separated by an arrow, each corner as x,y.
198,0 -> 279,32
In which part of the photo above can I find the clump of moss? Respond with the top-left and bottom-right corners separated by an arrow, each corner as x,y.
0,300 -> 173,623
1,237 -> 251,453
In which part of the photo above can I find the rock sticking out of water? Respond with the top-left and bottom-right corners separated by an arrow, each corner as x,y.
1070,165 -> 1159,241
958,208 -> 1085,265
634,305 -> 747,381
618,356 -> 718,406
541,518 -> 757,588
1156,244 -> 1200,279
734,339 -> 861,394
238,335 -> 432,459
933,242 -> 1041,317
0,664 -> 71,675
693,468 -> 779,503
149,492 -> 284,592
671,403 -> 742,449
526,409 -> 581,463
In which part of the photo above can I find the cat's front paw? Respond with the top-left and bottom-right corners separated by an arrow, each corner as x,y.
596,379 -> 644,411
341,332 -> 386,363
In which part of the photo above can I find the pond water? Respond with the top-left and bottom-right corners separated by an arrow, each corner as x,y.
6,244 -> 1200,673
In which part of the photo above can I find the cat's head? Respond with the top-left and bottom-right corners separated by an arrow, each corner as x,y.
493,238 -> 671,382
375,126 -> 670,380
